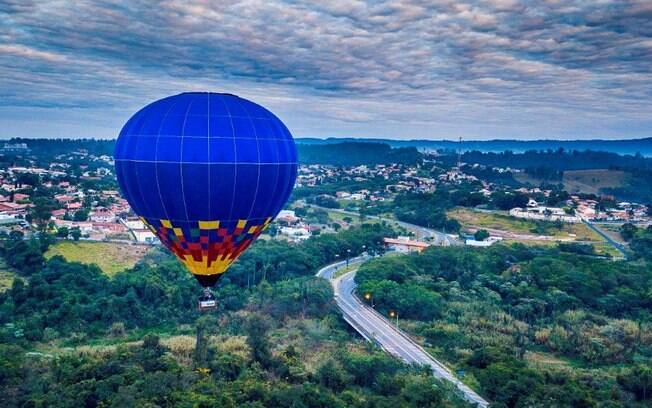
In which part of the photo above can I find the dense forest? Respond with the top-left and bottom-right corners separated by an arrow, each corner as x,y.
0,224 -> 479,407
456,149 -> 652,172
297,142 -> 422,166
620,223 -> 652,261
3,138 -> 423,167
297,137 -> 652,157
439,149 -> 652,203
355,245 -> 652,406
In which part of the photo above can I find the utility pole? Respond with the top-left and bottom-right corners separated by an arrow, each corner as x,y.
457,136 -> 462,170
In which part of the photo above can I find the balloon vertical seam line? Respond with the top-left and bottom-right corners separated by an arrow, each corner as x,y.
239,98 -> 262,221
207,93 -> 211,219
131,110 -> 151,220
179,95 -> 196,222
154,97 -> 182,223
263,116 -> 283,224
217,95 -> 237,223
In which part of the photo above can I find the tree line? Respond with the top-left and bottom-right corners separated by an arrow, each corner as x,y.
355,244 -> 652,406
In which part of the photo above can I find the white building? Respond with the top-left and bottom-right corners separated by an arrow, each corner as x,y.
466,236 -> 503,247
509,207 -> 581,223
280,226 -> 311,241
132,229 -> 157,244
121,217 -> 157,243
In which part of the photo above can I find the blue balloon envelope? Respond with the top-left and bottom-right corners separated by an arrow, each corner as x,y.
114,92 -> 297,287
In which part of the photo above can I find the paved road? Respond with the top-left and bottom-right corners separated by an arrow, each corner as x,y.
583,220 -> 628,259
308,204 -> 461,246
316,257 -> 488,407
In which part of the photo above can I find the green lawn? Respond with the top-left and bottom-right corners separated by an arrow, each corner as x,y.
448,207 -> 603,242
562,169 -> 626,195
515,169 -> 627,196
45,241 -> 151,276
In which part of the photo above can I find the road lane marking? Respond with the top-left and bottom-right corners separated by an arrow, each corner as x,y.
331,270 -> 489,407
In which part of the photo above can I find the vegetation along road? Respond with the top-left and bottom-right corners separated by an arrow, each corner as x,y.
583,220 -> 628,259
317,256 -> 489,407
308,204 -> 461,246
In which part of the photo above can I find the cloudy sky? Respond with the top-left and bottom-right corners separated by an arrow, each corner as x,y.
1,0 -> 651,140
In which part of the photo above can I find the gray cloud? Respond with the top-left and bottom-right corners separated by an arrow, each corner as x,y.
1,0 -> 651,139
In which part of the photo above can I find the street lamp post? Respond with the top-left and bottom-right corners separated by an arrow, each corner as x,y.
334,254 -> 339,270
346,249 -> 351,267
389,310 -> 398,328
364,292 -> 374,308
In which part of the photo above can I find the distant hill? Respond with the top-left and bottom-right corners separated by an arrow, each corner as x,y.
297,142 -> 421,166
297,137 -> 652,157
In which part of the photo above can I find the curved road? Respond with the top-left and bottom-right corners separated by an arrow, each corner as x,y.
317,257 -> 488,407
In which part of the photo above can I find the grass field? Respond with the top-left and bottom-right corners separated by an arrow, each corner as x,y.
448,208 -> 603,242
513,172 -> 550,186
514,169 -> 627,196
46,241 -> 151,276
562,169 -> 627,195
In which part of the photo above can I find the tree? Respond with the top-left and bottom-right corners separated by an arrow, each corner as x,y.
620,223 -> 638,242
314,195 -> 339,208
73,208 -> 90,222
56,226 -> 69,238
491,191 -> 529,210
70,227 -> 81,241
619,364 -> 652,401
245,313 -> 272,367
194,316 -> 211,367
28,197 -> 58,231
474,229 -> 490,241
401,375 -> 444,407
16,172 -> 40,187
316,359 -> 349,392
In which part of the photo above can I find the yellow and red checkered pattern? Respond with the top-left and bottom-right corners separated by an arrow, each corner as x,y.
142,217 -> 272,277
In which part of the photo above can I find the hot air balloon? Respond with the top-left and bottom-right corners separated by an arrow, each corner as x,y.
114,92 -> 297,309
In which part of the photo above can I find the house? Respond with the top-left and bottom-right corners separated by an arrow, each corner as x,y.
120,217 -> 157,243
280,226 -> 311,242
92,222 -> 127,234
0,214 -> 28,228
89,206 -> 116,222
132,228 -> 157,243
383,237 -> 430,253
1,143 -> 30,154
0,202 -> 28,216
66,202 -> 83,211
13,193 -> 30,202
55,194 -> 75,204
51,209 -> 67,219
277,210 -> 300,224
